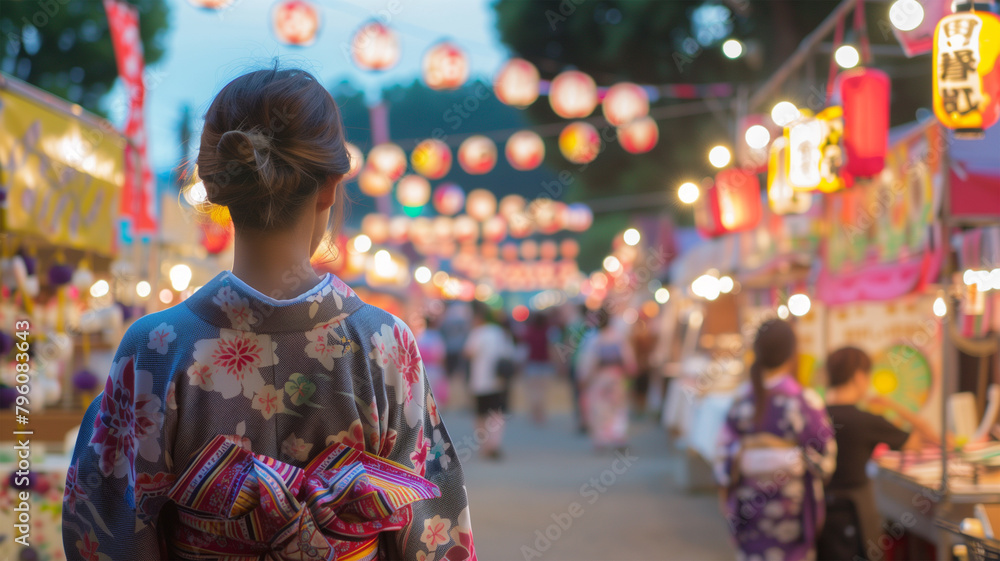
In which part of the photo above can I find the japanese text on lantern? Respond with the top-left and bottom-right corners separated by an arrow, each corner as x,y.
937,14 -> 983,117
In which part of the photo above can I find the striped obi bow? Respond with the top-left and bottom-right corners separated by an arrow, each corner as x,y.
165,435 -> 441,561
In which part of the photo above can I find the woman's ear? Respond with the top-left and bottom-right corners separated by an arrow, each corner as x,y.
316,175 -> 341,210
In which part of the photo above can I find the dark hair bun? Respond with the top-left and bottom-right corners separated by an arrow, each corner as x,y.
209,130 -> 277,205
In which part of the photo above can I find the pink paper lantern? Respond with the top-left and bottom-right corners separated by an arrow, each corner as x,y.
453,215 -> 479,243
345,142 -> 363,181
559,122 -> 601,164
272,0 -> 320,46
351,21 -> 400,71
358,169 -> 392,197
466,189 -> 497,221
367,143 -> 406,181
433,183 -> 466,216
602,82 -> 649,126
494,58 -> 540,107
617,116 -> 659,154
411,139 -> 452,180
422,41 -> 469,91
505,130 -> 546,171
482,215 -> 507,243
396,175 -> 431,207
458,136 -> 497,175
549,70 -> 598,119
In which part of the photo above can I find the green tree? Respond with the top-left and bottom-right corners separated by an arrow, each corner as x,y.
1,0 -> 170,114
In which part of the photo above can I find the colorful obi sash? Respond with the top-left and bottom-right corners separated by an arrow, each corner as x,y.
163,435 -> 440,560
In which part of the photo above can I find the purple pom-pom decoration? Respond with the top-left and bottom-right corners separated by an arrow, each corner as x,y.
0,331 -> 13,355
73,369 -> 100,392
48,264 -> 75,286
9,470 -> 36,491
0,386 -> 16,409
19,547 -> 39,561
16,249 -> 36,276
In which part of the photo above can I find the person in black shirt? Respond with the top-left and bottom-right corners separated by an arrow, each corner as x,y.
817,347 -> 939,561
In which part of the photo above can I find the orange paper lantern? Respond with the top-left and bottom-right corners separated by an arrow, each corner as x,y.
358,169 -> 392,197
521,240 -> 539,260
458,136 -> 497,175
560,238 -> 580,260
494,58 -> 540,107
505,130 -> 546,171
539,240 -> 558,261
696,169 -> 763,237
550,70 -> 598,119
422,41 -> 469,90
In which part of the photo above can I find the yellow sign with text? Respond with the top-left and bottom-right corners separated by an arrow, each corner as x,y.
1,81 -> 123,255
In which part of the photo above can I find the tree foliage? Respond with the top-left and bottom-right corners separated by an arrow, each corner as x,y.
1,0 -> 171,115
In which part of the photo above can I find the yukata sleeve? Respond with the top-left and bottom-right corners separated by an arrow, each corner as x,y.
796,388 -> 837,482
713,403 -> 743,488
376,319 -> 477,560
62,327 -> 175,560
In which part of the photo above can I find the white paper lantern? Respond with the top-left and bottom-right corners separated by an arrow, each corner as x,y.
422,41 -> 469,91
389,215 -> 410,243
367,143 -> 407,181
433,216 -> 454,241
345,142 -> 364,181
453,215 -> 479,243
617,116 -> 659,154
505,130 -> 546,171
272,0 -> 320,47
351,20 -> 400,71
602,82 -> 649,126
396,174 -> 431,207
458,135 -> 497,175
549,70 -> 598,119
410,217 -> 433,245
433,183 -> 465,216
482,215 -> 507,243
494,58 -> 540,107
466,188 -> 497,221
499,194 -> 526,219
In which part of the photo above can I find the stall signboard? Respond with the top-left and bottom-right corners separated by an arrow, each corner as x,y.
825,121 -> 944,271
0,78 -> 124,255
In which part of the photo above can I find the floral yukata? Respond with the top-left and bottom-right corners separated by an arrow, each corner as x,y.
715,375 -> 836,561
63,271 -> 476,561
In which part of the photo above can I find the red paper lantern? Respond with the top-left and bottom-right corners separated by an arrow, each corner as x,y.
505,131 -> 545,171
411,139 -> 452,179
396,175 -> 431,207
272,0 -> 320,46
345,142 -> 364,181
494,58 -> 540,107
422,41 -> 469,91
617,116 -> 659,154
458,136 -> 497,175
549,70 -> 598,119
200,220 -> 233,254
602,82 -> 649,126
351,21 -> 400,71
840,68 -> 890,177
559,122 -> 601,164
367,143 -> 407,181
433,183 -> 465,216
696,170 -> 763,237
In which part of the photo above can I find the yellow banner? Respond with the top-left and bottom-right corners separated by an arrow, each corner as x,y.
1,79 -> 124,255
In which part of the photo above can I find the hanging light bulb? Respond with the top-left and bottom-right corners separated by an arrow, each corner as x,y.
835,45 -> 861,69
722,39 -> 744,59
889,0 -> 924,32
678,182 -> 700,204
771,101 -> 800,127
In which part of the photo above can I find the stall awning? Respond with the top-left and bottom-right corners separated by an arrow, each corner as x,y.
950,124 -> 1000,220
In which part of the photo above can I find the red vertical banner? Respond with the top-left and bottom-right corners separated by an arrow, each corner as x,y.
104,0 -> 158,235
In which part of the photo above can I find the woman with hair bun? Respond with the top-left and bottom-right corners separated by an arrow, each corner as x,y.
64,67 -> 476,560
715,319 -> 836,561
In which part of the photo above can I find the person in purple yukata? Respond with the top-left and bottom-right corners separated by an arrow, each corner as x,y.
715,319 -> 837,561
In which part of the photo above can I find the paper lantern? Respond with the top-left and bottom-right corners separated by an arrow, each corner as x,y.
482,215 -> 507,243
432,216 -> 454,241
361,213 -> 390,244
494,58 -> 540,107
458,136 -> 497,175
358,169 -> 392,197
433,183 -> 465,216
410,217 -> 433,245
466,189 -> 497,221
200,220 -> 233,254
499,194 -> 526,219
272,0 -> 320,46
559,122 -> 601,164
505,131 -> 545,171
696,170 -> 763,237
345,142 -> 364,181
841,68 -> 890,177
549,70 -> 598,119
767,137 -> 812,214
501,243 -> 519,262
367,143 -> 407,181
521,240 -> 539,260
531,199 -> 566,234
188,0 -> 231,9
411,139 -> 452,179
351,21 -> 400,71
508,213 -> 534,238
422,41 -> 469,90
560,238 -> 580,260
617,116 -> 659,154
933,10 -> 1000,138
389,216 -> 410,243
565,203 -> 593,232
787,115 -> 824,190
737,114 -> 773,173
481,243 -> 499,259
603,82 -> 649,126
539,240 -> 558,261
453,215 -> 479,243
396,175 -> 431,207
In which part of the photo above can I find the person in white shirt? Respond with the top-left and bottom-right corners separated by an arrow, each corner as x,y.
463,302 -> 513,460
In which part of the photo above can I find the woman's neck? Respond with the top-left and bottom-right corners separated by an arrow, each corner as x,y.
231,227 -> 321,299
